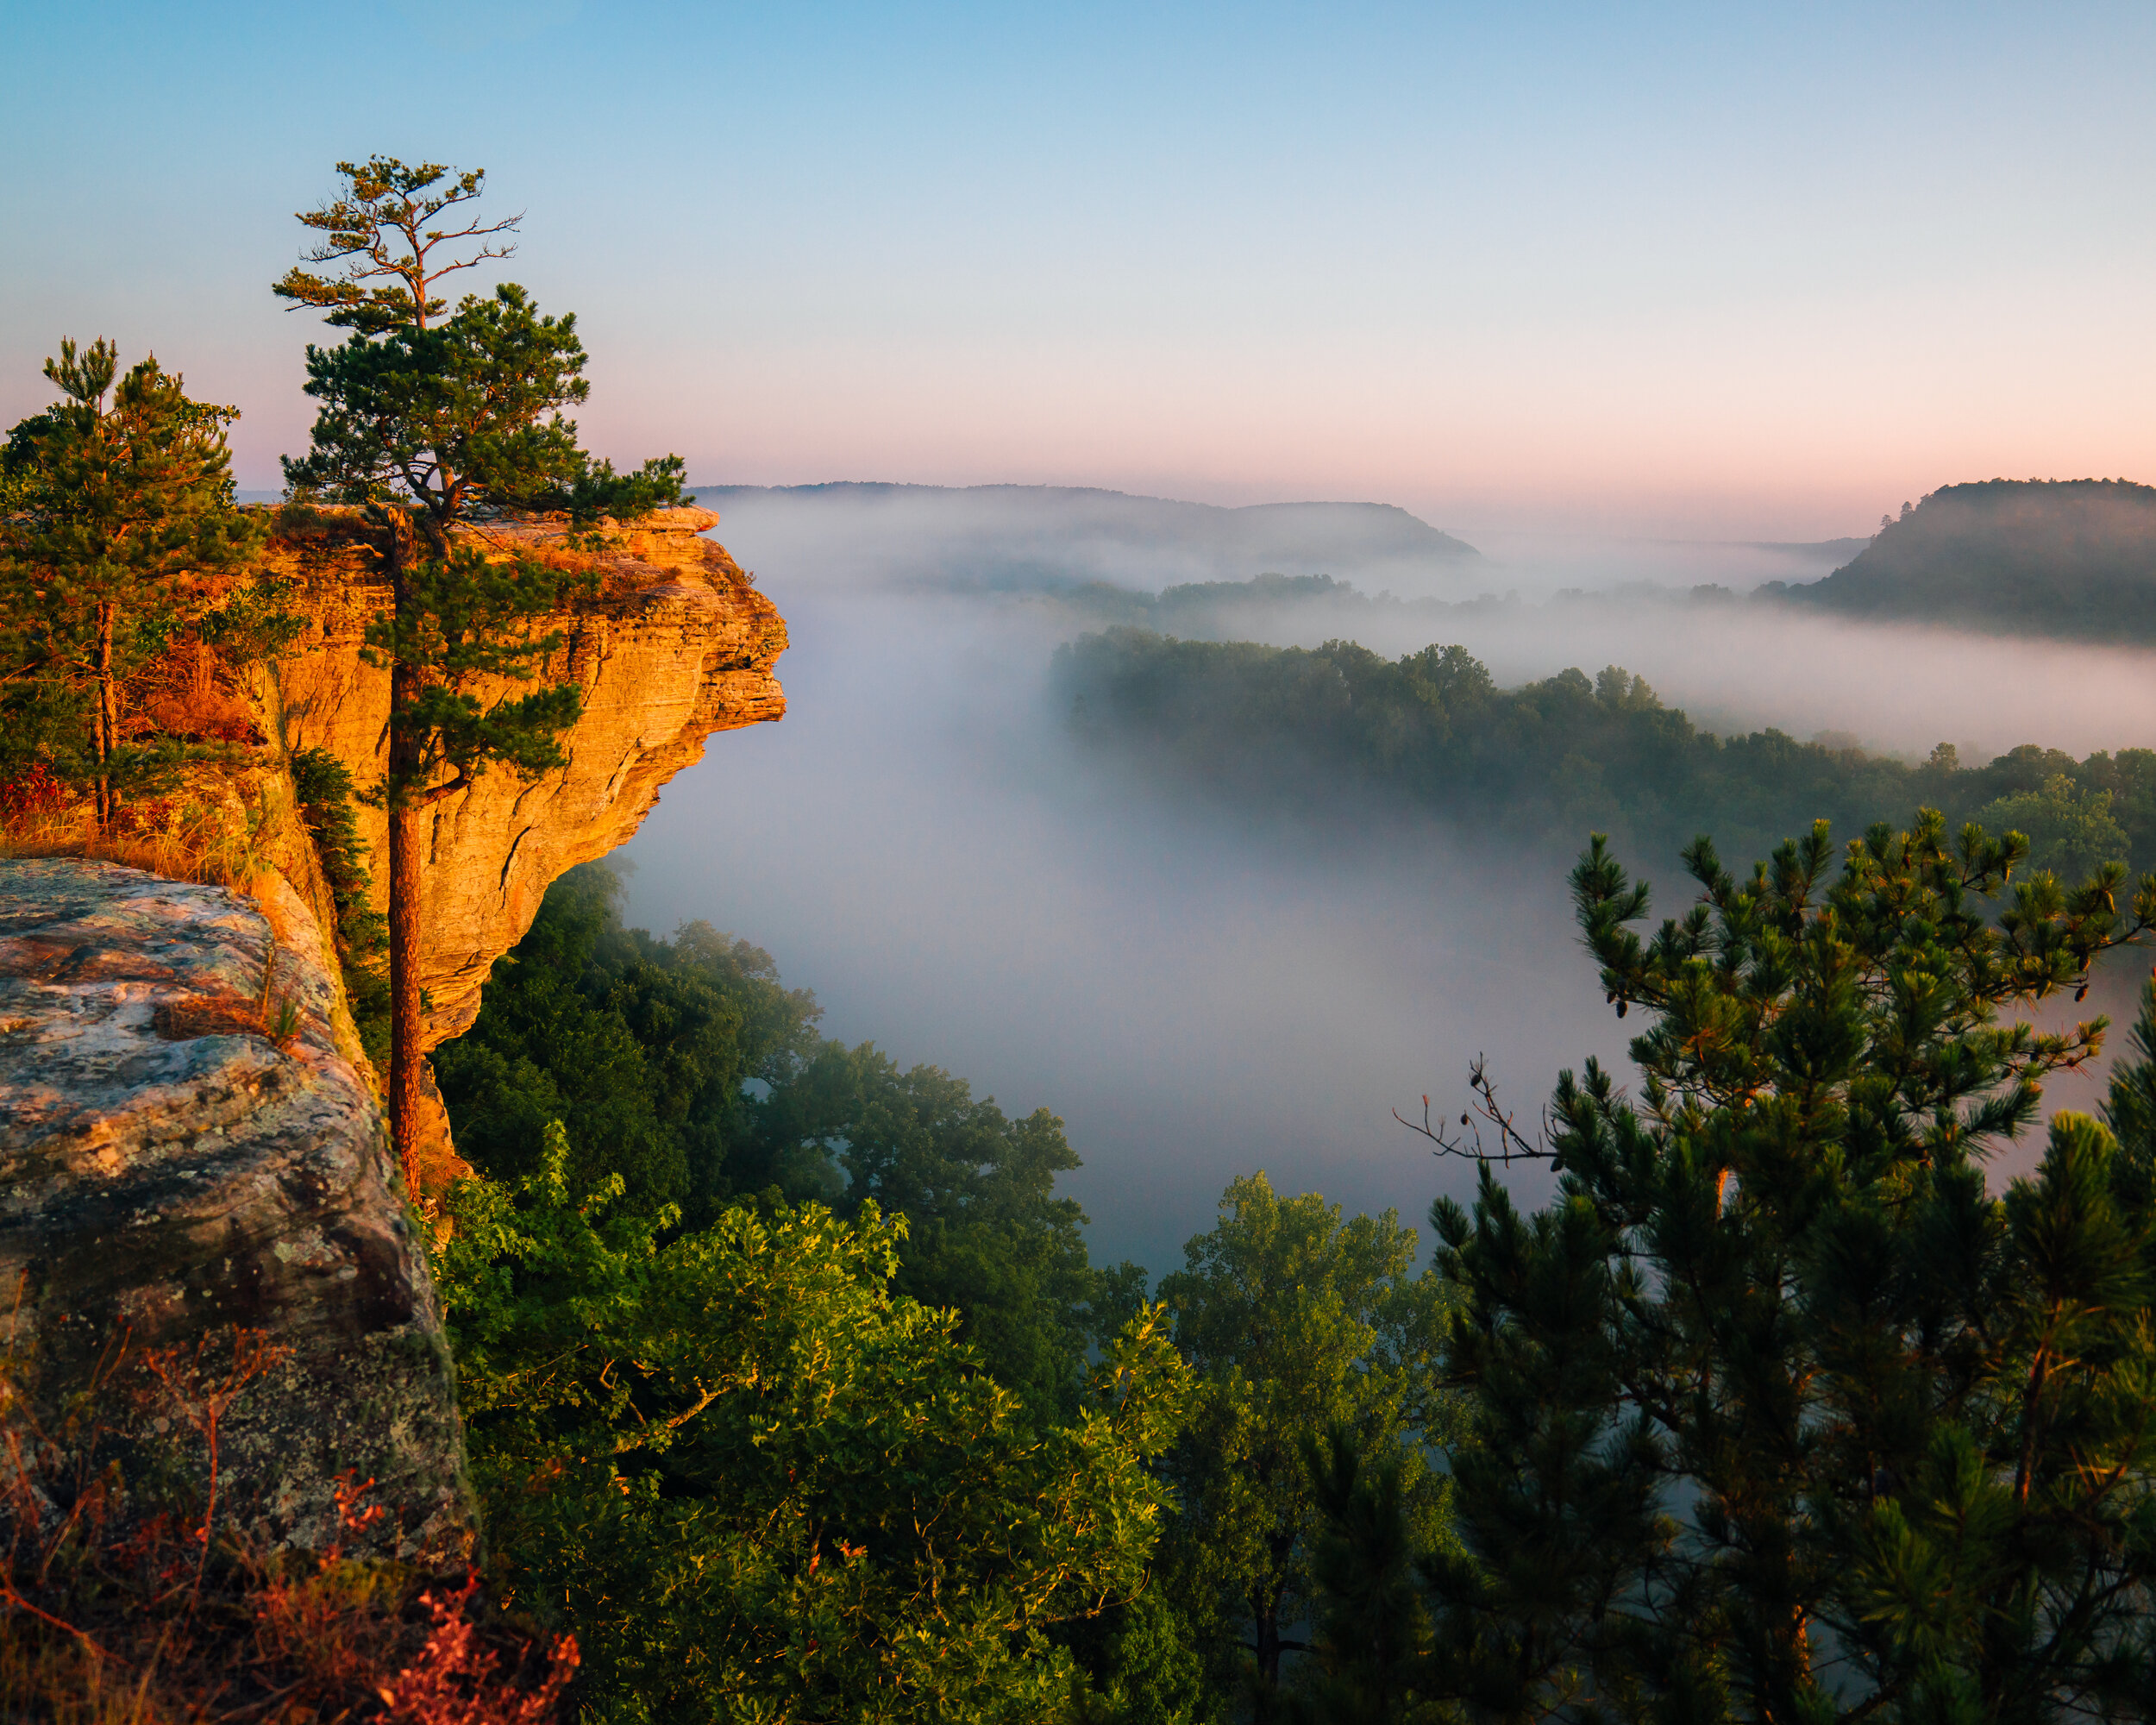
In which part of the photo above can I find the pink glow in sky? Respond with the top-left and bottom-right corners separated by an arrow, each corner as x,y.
6,3 -> 2153,540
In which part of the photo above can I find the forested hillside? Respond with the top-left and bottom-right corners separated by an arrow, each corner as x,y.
1056,626 -> 2156,874
1784,478 -> 2156,638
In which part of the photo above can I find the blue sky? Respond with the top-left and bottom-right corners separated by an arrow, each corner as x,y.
4,1 -> 2153,534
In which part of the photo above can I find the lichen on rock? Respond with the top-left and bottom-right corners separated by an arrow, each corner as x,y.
0,857 -> 473,1563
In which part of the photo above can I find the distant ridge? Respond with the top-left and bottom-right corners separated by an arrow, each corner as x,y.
1742,537 -> 1870,562
1787,479 -> 2156,640
685,482 -> 1478,590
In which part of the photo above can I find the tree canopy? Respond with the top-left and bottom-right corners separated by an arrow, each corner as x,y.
1413,812 -> 2156,1720
1156,1175 -> 1453,1703
0,339 -> 268,820
274,155 -> 520,335
278,157 -> 688,539
439,1124 -> 1189,1723
1056,627 -> 2156,877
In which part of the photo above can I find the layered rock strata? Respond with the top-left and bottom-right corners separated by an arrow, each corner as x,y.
271,505 -> 787,1050
0,858 -> 472,1561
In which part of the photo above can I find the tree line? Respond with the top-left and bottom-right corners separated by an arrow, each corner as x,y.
1055,626 -> 2154,879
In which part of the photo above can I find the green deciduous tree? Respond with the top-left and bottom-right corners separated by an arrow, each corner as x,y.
0,340 -> 266,822
437,1125 -> 1191,1723
436,861 -> 826,1217
1420,811 -> 2156,1721
763,1040 -> 1131,1418
277,156 -> 688,1189
1971,771 -> 2130,881
1156,1174 -> 1452,1703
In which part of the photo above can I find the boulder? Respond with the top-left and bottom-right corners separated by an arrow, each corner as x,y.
0,857 -> 472,1563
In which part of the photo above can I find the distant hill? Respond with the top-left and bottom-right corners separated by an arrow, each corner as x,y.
1745,536 -> 1871,563
686,482 -> 1478,592
1787,480 -> 2156,638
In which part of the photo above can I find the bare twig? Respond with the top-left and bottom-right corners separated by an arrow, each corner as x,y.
1395,1055 -> 1559,1165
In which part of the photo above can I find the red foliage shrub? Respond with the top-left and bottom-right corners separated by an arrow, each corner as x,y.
382,1577 -> 580,1724
0,1323 -> 577,1722
110,796 -> 177,837
0,762 -> 67,824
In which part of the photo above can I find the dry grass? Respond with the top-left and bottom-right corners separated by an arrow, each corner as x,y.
1,788 -> 279,900
0,1311 -> 577,1722
150,944 -> 307,1052
139,647 -> 260,746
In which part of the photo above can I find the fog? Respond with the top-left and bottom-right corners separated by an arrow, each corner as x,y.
616,488 -> 2153,1277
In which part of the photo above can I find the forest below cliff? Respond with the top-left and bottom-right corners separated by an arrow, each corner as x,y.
423,830 -> 2156,1725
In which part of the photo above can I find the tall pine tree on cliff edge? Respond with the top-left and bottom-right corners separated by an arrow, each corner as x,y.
276,155 -> 689,1193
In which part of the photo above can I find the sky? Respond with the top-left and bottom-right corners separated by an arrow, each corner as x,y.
5,2 -> 2155,536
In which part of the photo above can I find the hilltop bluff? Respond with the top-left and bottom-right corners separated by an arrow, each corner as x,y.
0,505 -> 786,1554
274,505 -> 787,1051
1788,478 -> 2156,640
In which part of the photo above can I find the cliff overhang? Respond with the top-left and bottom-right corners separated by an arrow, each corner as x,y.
270,504 -> 787,1051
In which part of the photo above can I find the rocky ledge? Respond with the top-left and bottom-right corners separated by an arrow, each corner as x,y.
0,858 -> 471,1563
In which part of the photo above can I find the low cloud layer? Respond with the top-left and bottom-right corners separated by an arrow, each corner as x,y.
617,499 -> 2149,1275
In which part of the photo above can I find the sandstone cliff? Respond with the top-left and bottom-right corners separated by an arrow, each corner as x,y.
0,505 -> 787,1558
271,505 -> 787,1051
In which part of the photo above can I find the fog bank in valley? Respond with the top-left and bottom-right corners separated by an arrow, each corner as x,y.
616,490 -> 2153,1276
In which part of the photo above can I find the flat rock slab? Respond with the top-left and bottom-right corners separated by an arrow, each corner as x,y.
0,858 -> 473,1564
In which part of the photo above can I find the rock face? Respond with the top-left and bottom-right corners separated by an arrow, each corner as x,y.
0,857 -> 472,1562
273,505 -> 787,1050
0,507 -> 787,1560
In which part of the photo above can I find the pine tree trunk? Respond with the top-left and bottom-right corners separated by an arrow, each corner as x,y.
387,766 -> 424,1198
94,601 -> 116,829
385,513 -> 428,1198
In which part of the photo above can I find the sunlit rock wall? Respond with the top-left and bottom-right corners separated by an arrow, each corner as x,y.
272,506 -> 788,1051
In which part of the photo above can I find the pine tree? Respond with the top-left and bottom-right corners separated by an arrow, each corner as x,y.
0,340 -> 265,825
273,155 -> 521,336
276,155 -> 689,1191
1420,812 -> 2156,1722
1264,1427 -> 1439,1725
